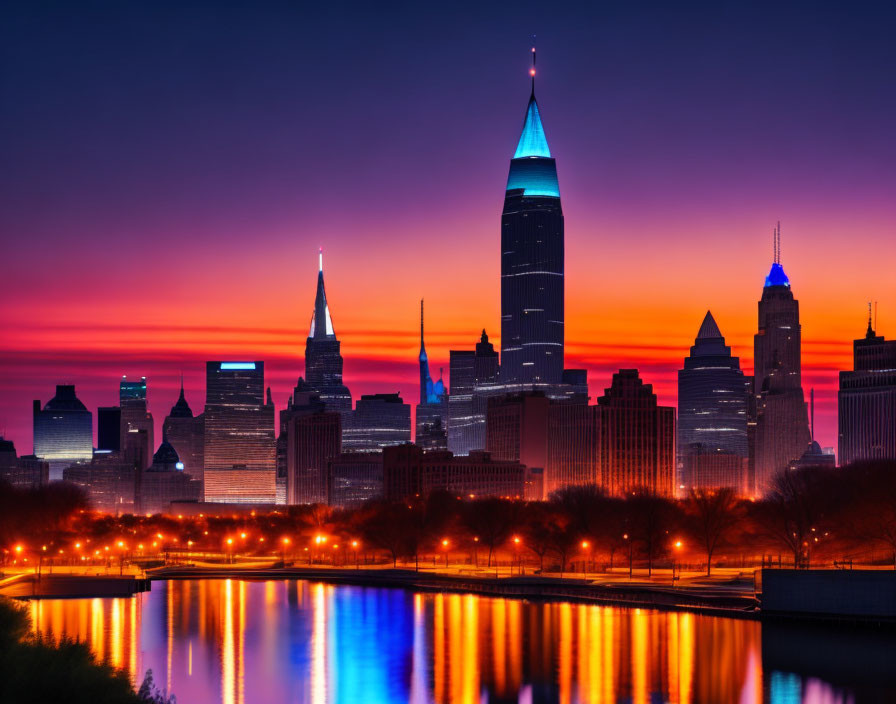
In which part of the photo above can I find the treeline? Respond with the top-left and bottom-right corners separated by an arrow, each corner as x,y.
3,461 -> 896,573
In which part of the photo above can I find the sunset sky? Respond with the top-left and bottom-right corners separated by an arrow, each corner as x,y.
2,1 -> 895,454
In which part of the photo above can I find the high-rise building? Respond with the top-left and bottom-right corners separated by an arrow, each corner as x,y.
138,439 -> 202,515
119,376 -> 154,468
416,300 -> 448,451
752,225 -> 811,492
203,361 -> 276,503
33,385 -> 93,480
342,393 -> 411,452
63,452 -> 138,514
500,47 -> 564,386
305,250 -> 352,415
546,402 -> 600,495
276,378 -> 327,503
596,370 -> 676,497
0,437 -> 48,489
838,313 -> 896,465
327,452 -> 384,508
162,379 -> 205,483
678,311 -> 749,494
448,330 -> 501,456
97,406 -> 121,452
286,411 -> 341,505
486,391 -> 550,497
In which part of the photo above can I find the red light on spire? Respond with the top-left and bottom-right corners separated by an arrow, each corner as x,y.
530,68 -> 536,76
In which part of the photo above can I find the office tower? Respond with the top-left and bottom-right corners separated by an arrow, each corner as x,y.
119,376 -> 154,467
416,300 -> 448,451
382,444 -> 532,501
560,369 -> 589,403
678,311 -> 749,494
203,361 -> 276,503
596,370 -> 676,497
752,225 -> 811,492
0,437 -> 48,489
276,378 -> 327,503
501,47 -> 564,385
162,379 -> 205,482
63,452 -> 138,513
97,406 -> 121,452
546,402 -> 600,495
838,311 -> 896,465
486,391 -> 550,498
286,411 -> 341,505
327,452 -> 384,508
33,384 -> 93,480
138,439 -> 202,515
342,393 -> 411,452
448,330 -> 501,456
305,250 -> 352,415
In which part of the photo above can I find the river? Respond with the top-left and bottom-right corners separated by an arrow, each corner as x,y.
26,579 -> 896,703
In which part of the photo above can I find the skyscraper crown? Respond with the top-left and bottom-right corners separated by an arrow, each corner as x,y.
513,96 -> 551,159
764,222 -> 790,288
309,249 -> 335,339
696,310 -> 723,340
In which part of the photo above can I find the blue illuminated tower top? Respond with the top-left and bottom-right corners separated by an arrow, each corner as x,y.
764,222 -> 790,288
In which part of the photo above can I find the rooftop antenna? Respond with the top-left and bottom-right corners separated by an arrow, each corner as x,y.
420,298 -> 425,346
530,35 -> 536,95
318,247 -> 323,273
875,301 -> 879,332
810,388 -> 815,442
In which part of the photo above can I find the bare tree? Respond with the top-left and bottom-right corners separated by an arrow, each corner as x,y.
684,487 -> 739,576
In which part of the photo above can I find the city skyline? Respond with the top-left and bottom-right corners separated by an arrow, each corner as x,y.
3,2 -> 896,455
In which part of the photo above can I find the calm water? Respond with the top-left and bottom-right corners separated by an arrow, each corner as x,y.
27,579 -> 896,704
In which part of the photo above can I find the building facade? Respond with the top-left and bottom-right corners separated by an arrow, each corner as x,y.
286,411 -> 341,505
33,385 -> 93,480
486,391 -> 550,497
0,437 -> 48,489
327,452 -> 384,508
678,311 -> 749,494
138,439 -> 202,515
119,376 -> 154,468
838,317 -> 896,465
162,381 -> 205,483
342,393 -> 411,452
203,361 -> 276,503
596,370 -> 676,497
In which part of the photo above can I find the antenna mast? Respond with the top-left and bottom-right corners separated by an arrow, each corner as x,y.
530,35 -> 536,94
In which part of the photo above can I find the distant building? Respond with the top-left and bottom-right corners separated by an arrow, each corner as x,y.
203,361 -> 276,504
276,378 -> 327,504
838,315 -> 896,465
416,300 -> 448,451
304,251 -> 352,415
342,393 -> 411,452
138,439 -> 202,515
678,311 -> 749,495
119,376 -> 154,468
596,370 -> 676,497
327,452 -> 384,508
752,225 -> 811,492
486,391 -> 549,497
286,411 -> 341,505
0,437 -> 48,489
162,380 -> 205,483
447,349 -> 476,454
33,384 -> 93,480
97,406 -> 121,452
382,443 -> 533,501
546,402 -> 600,495
63,452 -> 137,514
500,53 -> 564,386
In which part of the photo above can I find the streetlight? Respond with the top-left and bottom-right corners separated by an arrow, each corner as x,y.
623,533 -> 633,579
226,537 -> 234,564
513,536 -> 522,575
351,540 -> 360,569
281,537 -> 290,564
581,540 -> 591,577
441,539 -> 450,569
672,539 -> 684,585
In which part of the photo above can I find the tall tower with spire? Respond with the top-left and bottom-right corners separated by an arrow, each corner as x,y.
500,42 -> 564,386
752,223 -> 811,492
304,250 -> 352,415
416,299 -> 447,450
162,377 -> 205,483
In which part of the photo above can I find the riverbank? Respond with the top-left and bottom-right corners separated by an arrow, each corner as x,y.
148,564 -> 761,618
0,573 -> 150,599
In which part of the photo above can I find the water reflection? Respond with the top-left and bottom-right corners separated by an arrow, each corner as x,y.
27,579 -> 895,703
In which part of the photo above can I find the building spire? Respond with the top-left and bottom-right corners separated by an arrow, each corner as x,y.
419,298 -> 426,356
866,301 -> 875,338
530,36 -> 536,96
309,249 -> 335,339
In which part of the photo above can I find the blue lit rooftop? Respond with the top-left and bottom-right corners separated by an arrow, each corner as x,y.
764,262 -> 790,288
513,95 -> 551,159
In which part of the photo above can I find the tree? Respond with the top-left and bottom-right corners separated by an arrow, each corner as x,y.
624,493 -> 678,577
683,488 -> 739,576
520,503 -> 557,572
461,498 -> 522,567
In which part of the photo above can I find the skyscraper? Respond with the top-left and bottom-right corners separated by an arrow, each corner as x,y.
486,391 -> 550,498
678,311 -> 749,494
97,406 -> 121,452
163,379 -> 205,482
597,370 -> 676,497
33,384 -> 93,480
342,393 -> 411,452
119,376 -> 154,467
752,225 -> 811,492
286,411 -> 341,505
138,438 -> 202,515
447,330 -> 501,456
500,46 -> 564,386
838,311 -> 896,465
203,361 -> 276,503
305,250 -> 352,415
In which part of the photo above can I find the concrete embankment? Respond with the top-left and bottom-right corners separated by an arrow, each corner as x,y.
149,565 -> 759,618
0,574 -> 151,599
